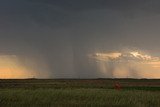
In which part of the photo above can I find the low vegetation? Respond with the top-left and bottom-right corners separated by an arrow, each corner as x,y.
0,79 -> 160,106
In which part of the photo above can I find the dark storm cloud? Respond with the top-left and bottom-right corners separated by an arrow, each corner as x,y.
1,0 -> 160,78
27,0 -> 160,12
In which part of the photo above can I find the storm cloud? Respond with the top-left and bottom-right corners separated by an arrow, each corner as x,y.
1,0 -> 160,78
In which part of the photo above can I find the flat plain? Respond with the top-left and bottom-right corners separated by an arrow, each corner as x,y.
0,79 -> 160,107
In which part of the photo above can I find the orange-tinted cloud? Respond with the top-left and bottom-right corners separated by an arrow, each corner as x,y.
0,55 -> 50,79
89,49 -> 160,78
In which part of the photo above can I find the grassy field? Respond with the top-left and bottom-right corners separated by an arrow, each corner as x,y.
0,79 -> 160,106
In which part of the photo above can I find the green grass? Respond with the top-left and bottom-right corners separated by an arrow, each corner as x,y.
0,88 -> 160,107
1,79 -> 160,106
123,86 -> 160,91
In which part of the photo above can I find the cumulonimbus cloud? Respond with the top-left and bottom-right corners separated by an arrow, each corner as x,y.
88,49 -> 160,78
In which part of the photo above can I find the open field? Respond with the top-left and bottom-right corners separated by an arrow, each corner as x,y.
0,79 -> 160,106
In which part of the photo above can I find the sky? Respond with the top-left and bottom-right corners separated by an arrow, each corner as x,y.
1,0 -> 160,78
